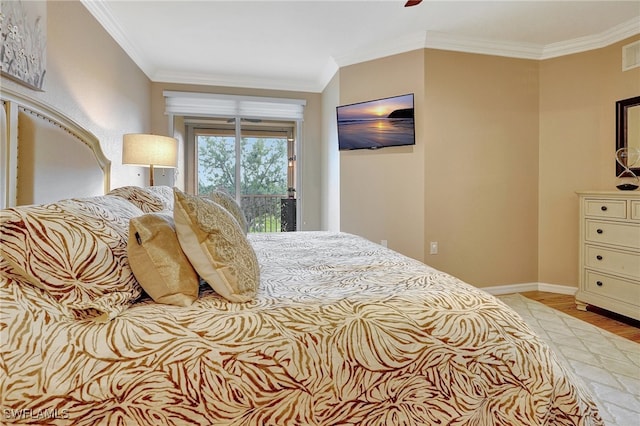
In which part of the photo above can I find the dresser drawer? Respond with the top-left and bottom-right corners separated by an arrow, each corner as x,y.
632,200 -> 640,221
584,199 -> 627,219
585,245 -> 640,279
584,271 -> 640,306
585,219 -> 640,249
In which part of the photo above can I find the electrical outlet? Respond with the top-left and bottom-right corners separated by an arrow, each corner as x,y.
381,240 -> 388,248
430,241 -> 438,254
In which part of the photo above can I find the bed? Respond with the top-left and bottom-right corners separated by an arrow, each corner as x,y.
0,89 -> 603,425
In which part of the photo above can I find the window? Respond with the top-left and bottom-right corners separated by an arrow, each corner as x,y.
190,118 -> 296,232
164,91 -> 305,232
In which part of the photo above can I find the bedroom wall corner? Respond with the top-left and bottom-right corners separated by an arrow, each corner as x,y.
538,35 -> 640,287
1,1 -> 152,192
339,49 -> 426,261
423,49 -> 539,288
320,72 -> 340,231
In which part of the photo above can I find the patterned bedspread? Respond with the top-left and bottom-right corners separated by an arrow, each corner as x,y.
0,232 -> 602,425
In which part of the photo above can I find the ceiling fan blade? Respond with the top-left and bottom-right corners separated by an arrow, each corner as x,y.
404,0 -> 422,7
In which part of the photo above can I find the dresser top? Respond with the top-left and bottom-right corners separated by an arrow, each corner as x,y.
576,190 -> 640,198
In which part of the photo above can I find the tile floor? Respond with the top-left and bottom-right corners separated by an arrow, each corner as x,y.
498,294 -> 640,426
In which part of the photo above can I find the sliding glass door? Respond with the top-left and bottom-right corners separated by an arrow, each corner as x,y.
194,118 -> 296,232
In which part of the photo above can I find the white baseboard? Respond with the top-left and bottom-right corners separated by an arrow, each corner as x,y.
481,282 -> 577,296
537,282 -> 578,295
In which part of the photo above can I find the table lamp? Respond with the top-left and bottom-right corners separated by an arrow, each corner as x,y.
122,133 -> 178,186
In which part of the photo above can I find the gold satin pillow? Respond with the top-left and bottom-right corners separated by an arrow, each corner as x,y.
128,213 -> 199,307
173,188 -> 259,303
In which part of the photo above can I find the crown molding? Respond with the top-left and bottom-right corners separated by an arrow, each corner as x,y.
332,17 -> 640,66
82,0 -> 640,93
541,16 -> 640,59
80,0 -> 155,78
152,69 -> 324,94
332,31 -> 427,67
424,31 -> 542,59
316,58 -> 340,94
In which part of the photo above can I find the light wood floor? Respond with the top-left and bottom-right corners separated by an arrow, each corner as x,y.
519,291 -> 640,344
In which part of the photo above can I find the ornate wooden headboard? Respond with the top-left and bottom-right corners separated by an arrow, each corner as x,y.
1,88 -> 111,208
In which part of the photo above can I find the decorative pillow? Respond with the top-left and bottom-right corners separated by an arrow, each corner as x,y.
0,195 -> 144,321
145,185 -> 175,211
173,188 -> 259,302
108,186 -> 173,212
205,190 -> 249,234
128,212 -> 199,307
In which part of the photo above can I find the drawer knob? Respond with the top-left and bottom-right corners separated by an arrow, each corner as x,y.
596,281 -> 603,287
601,206 -> 608,211
596,229 -> 603,234
596,255 -> 603,260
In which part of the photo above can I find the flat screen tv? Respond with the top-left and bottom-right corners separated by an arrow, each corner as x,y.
337,93 -> 415,151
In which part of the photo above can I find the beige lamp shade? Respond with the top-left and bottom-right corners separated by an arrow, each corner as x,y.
122,134 -> 178,185
123,134 -> 178,168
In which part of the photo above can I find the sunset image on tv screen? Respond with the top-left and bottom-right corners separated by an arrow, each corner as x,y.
337,93 -> 415,150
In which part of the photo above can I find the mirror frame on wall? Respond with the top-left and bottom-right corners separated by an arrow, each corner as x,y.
616,95 -> 640,176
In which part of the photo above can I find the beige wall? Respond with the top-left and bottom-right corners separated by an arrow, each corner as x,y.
2,1 -> 151,189
339,49 -> 539,285
150,82 -> 323,230
538,35 -> 640,287
338,39 -> 638,289
339,50 -> 426,261
423,49 -> 540,287
320,73 -> 341,231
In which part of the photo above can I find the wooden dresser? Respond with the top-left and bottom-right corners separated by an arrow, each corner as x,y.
575,191 -> 640,320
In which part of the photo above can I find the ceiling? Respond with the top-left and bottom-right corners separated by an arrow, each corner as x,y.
82,0 -> 640,93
